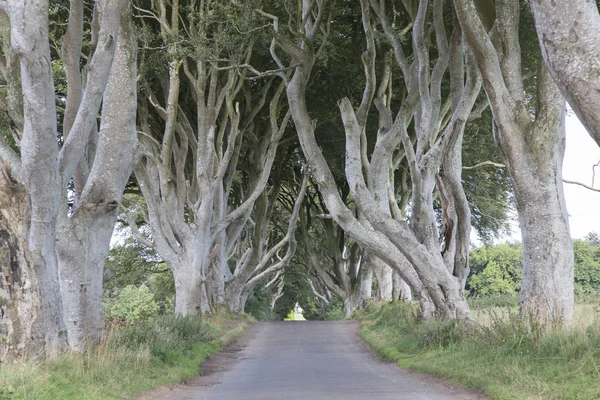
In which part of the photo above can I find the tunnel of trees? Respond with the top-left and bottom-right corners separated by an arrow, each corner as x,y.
1,0 -> 599,362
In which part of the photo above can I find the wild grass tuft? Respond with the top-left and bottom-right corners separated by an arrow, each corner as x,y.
0,311 -> 250,400
356,301 -> 600,399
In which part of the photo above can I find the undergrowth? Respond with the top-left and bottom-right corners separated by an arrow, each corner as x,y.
0,310 -> 251,400
356,301 -> 600,400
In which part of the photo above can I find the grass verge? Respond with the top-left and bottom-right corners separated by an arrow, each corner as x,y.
356,302 -> 600,400
0,310 -> 252,399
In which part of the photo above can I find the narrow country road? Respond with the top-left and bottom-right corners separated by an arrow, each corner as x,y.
137,321 -> 487,400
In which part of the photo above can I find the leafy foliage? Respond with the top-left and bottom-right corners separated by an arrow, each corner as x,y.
573,238 -> 600,294
104,235 -> 175,314
244,285 -> 279,321
110,285 -> 159,322
104,239 -> 160,293
462,109 -> 514,242
468,243 -> 523,296
468,235 -> 600,297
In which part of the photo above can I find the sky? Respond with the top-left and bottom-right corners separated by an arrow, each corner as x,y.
562,113 -> 600,239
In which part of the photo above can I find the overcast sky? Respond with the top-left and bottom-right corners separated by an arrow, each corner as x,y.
562,113 -> 600,239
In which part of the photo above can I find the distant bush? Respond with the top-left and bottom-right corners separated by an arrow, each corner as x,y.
468,243 -> 522,296
468,238 -> 600,298
324,305 -> 346,321
573,239 -> 600,294
110,284 -> 159,321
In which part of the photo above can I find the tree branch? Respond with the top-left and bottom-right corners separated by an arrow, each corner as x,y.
562,179 -> 600,193
58,0 -> 128,186
462,160 -> 505,170
0,135 -> 23,183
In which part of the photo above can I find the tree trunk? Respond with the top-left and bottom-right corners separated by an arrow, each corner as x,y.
7,0 -> 67,359
172,261 -> 204,316
453,0 -> 574,326
343,296 -> 359,317
56,8 -> 137,351
225,282 -> 245,313
372,259 -> 393,301
392,272 -> 412,302
0,188 -> 65,362
510,122 -> 574,325
530,0 -> 600,144
360,264 -> 373,303
343,279 -> 363,317
56,207 -> 114,351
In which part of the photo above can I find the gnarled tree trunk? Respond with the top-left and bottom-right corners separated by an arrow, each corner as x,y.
454,0 -> 574,326
530,0 -> 600,144
56,6 -> 137,351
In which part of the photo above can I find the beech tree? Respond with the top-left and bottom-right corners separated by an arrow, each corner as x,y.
259,0 -> 486,319
299,186 -> 365,317
529,0 -> 600,145
454,0 -> 574,325
0,0 -> 135,358
128,0 -> 300,314
224,169 -> 308,312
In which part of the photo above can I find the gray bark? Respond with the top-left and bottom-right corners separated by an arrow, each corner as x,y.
236,172 -> 308,313
171,256 -> 205,315
131,1 -> 286,314
1,0 -> 130,356
454,0 -> 574,326
1,0 -> 67,359
56,7 -> 137,351
300,193 -> 365,316
269,0 -> 478,319
530,0 -> 600,145
392,271 -> 412,302
283,50 -> 435,318
360,264 -> 373,302
372,259 -> 393,301
0,183 -> 58,362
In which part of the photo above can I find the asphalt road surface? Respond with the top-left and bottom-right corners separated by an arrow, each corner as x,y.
137,321 -> 486,400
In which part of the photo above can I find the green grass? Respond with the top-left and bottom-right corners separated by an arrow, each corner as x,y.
0,310 -> 251,399
356,301 -> 600,400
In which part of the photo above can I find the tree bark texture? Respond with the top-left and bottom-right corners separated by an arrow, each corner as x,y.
56,7 -> 137,350
372,259 -> 393,301
454,0 -> 574,325
530,0 -> 600,145
3,0 -> 67,359
392,271 -> 412,302
0,183 -> 62,362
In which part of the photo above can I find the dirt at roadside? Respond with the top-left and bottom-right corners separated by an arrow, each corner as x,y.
132,323 -> 261,400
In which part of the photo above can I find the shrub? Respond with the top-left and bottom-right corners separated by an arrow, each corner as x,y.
110,284 -> 159,321
468,243 -> 522,296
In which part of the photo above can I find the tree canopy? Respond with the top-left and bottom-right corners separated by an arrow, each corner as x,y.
0,0 -> 598,361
